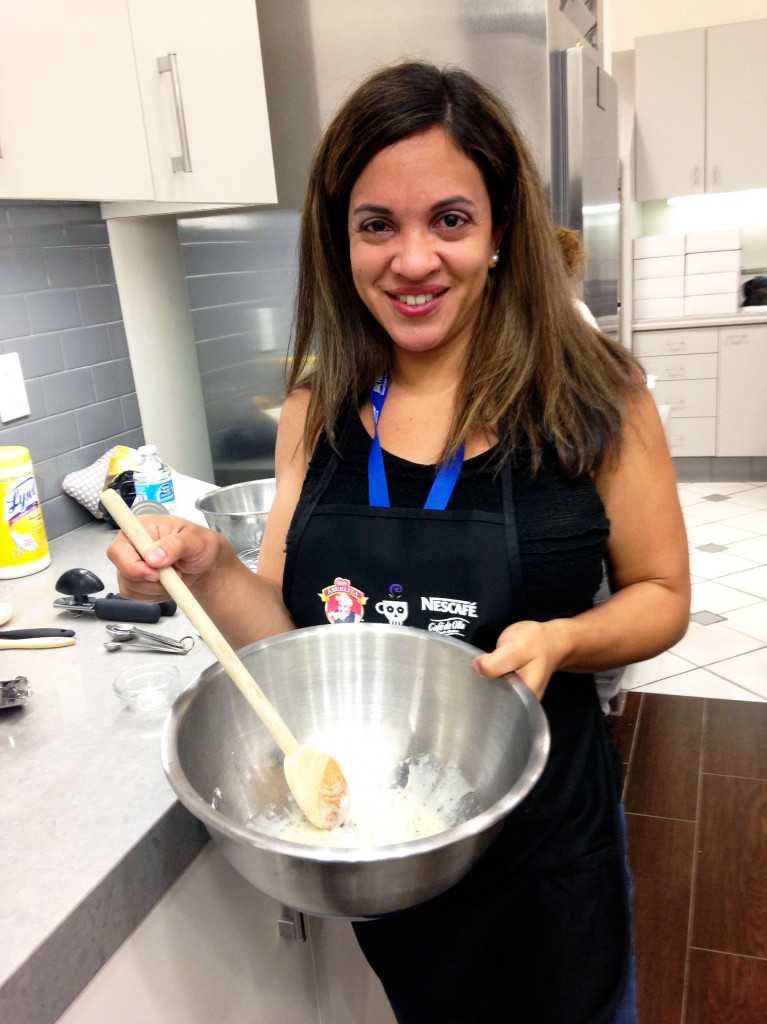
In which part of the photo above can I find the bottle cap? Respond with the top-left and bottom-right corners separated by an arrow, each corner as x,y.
138,444 -> 157,456
133,500 -> 170,517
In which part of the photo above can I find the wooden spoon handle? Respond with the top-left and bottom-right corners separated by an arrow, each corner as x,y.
100,489 -> 299,756
0,637 -> 75,649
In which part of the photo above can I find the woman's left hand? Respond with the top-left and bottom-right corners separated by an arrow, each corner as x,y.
471,619 -> 570,700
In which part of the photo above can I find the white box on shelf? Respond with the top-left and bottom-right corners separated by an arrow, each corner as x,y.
684,271 -> 739,297
685,250 -> 741,275
633,234 -> 686,259
683,293 -> 740,316
685,229 -> 741,253
633,297 -> 685,320
634,276 -> 685,299
634,255 -> 686,279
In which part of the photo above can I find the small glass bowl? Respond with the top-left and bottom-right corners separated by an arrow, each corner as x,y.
113,663 -> 182,712
237,547 -> 261,573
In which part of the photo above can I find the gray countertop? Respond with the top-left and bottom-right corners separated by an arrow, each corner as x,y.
1,476 -> 218,1024
632,309 -> 767,331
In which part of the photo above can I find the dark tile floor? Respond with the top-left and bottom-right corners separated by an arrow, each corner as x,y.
608,692 -> 767,1024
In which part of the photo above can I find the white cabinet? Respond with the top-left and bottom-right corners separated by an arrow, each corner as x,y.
706,21 -> 767,196
56,847 -> 319,1024
56,845 -> 395,1024
634,328 -> 718,457
635,20 -> 767,200
125,0 -> 276,205
0,0 -> 276,205
717,325 -> 767,457
0,0 -> 154,201
635,29 -> 705,202
635,323 -> 767,458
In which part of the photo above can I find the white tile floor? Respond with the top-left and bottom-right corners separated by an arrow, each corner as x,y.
622,480 -> 767,703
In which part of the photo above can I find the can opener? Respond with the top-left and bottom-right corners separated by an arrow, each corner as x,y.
53,568 -> 177,623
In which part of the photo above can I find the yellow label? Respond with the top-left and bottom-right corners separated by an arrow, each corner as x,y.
0,465 -> 49,570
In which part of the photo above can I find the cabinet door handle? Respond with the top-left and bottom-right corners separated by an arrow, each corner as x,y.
692,166 -> 700,187
665,364 -> 686,378
664,341 -> 686,352
157,53 -> 193,173
711,166 -> 719,187
723,334 -> 747,345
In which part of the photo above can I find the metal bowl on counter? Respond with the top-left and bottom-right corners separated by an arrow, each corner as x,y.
161,624 -> 549,919
194,478 -> 276,571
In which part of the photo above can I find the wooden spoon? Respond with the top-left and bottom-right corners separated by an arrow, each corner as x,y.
0,637 -> 75,650
100,489 -> 349,830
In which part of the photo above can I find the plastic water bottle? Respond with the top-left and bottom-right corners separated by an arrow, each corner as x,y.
133,445 -> 175,514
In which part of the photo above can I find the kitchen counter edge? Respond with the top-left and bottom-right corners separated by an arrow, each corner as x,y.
0,474 -> 217,1024
632,309 -> 767,331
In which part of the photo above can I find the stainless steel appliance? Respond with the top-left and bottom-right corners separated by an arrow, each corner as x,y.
552,45 -> 620,336
191,0 -> 620,482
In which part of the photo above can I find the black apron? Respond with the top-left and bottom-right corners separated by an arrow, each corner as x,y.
283,422 -> 630,1024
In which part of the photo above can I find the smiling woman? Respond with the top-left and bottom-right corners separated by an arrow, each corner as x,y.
348,128 -> 501,369
108,59 -> 690,1024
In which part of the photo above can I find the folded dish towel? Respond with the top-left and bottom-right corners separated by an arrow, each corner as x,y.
62,445 -> 140,518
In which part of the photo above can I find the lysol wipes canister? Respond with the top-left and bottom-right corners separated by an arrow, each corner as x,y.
0,446 -> 51,578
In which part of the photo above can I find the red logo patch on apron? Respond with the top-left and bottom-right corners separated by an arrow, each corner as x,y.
319,577 -> 368,624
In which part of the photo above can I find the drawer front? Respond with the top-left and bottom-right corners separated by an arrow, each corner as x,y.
666,417 -> 716,457
640,353 -> 718,380
652,378 -> 717,418
633,328 -> 718,357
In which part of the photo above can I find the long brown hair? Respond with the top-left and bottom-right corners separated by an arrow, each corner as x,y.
288,60 -> 641,476
556,226 -> 589,280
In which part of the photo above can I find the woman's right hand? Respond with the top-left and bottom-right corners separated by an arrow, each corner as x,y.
108,513 -> 295,649
106,514 -> 231,604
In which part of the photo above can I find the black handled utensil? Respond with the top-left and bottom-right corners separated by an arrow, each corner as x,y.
53,568 -> 176,623
0,628 -> 75,640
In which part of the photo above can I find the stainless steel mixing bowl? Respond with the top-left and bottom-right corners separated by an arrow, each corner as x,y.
194,479 -> 276,565
162,624 -> 549,918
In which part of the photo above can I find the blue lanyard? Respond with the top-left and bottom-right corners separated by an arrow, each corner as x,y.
368,373 -> 465,510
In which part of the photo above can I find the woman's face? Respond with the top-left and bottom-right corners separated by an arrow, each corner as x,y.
348,127 -> 500,361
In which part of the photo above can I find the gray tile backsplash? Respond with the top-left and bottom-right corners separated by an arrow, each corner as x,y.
0,202 -> 142,540
0,201 -> 295,534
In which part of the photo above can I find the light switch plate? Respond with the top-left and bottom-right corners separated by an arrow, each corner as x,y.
0,352 -> 31,423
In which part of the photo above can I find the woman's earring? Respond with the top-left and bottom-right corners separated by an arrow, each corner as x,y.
490,251 -> 500,267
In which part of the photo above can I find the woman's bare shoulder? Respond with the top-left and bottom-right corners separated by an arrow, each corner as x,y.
258,389 -> 313,587
275,388 -> 312,467
281,387 -> 311,427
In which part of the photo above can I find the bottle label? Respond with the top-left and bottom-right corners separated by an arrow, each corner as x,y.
135,479 -> 175,507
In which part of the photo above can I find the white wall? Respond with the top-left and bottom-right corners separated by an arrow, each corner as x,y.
609,0 -> 767,53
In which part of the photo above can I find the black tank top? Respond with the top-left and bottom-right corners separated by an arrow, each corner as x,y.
287,409 -> 610,634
